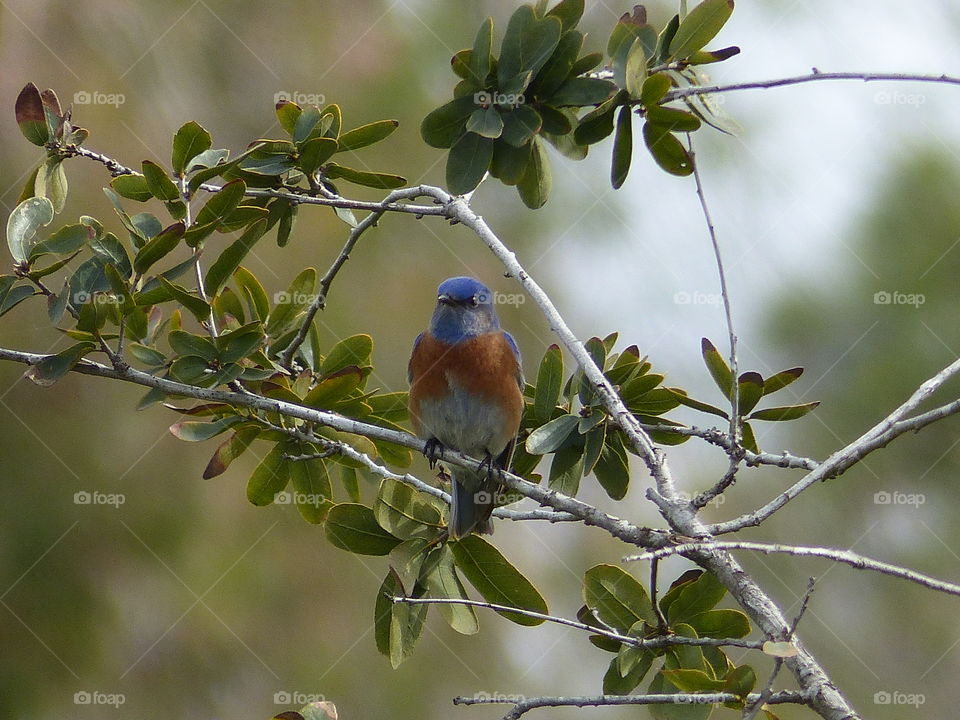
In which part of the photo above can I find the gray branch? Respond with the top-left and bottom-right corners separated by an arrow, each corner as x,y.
627,541 -> 960,597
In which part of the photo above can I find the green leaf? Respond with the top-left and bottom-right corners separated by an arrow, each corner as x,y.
324,163 -> 406,189
325,503 -> 401,555
667,570 -> 726,623
687,608 -> 751,638
737,371 -> 764,416
235,266 -> 270,321
517,136 -> 551,208
748,402 -> 820,422
446,132 -> 494,195
7,197 -> 54,264
0,284 -> 35,316
298,137 -> 338,175
246,443 -> 291,505
450,535 -> 548,625
374,479 -> 443,539
646,106 -> 702,132
547,444 -> 583,495
491,139 -> 531,185
169,416 -> 242,442
216,322 -> 265,363
533,344 -> 563,421
35,157 -> 68,213
741,420 -> 759,453
550,77 -> 616,107
668,388 -> 728,419
337,120 -> 399,152
669,0 -> 735,60
762,367 -> 803,395
661,668 -> 725,692
141,160 -> 181,202
204,218 -> 268,298
526,413 -> 578,455
641,73 -> 673,107
169,330 -> 218,361
498,5 -> 562,89
15,83 -> 48,146
290,454 -> 334,524
465,107 -> 504,139
724,664 -> 756,699
546,0 -> 584,33
157,276 -> 211,323
583,564 -> 656,632
293,106 -> 322,144
574,90 -> 626,145
133,222 -> 185,274
425,545 -> 479,635
171,121 -> 213,175
375,567 -> 403,656
465,18 -> 493,85
373,568 -> 427,669
532,28 -> 583,98
700,337 -> 732,396
642,122 -> 694,176
203,426 -> 260,479
582,422 -> 606,474
265,266 -> 316,337
624,40 -> 648,98
303,366 -> 365,409
185,148 -> 229,174
186,179 -> 247,246
29,223 -> 92,260
688,46 -> 741,64
648,670 -> 713,720
128,343 -> 167,366
593,431 -> 630,500
420,95 -> 476,149
611,105 -> 633,189
24,342 -> 95,387
604,651 -> 653,695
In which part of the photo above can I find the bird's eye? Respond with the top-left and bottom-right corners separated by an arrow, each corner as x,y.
469,296 -> 480,308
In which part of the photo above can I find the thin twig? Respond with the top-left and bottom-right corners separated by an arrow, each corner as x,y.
649,557 -> 668,632
392,596 -> 762,651
709,356 -> 960,534
665,70 -> 960,103
625,542 -> 960,598
453,691 -> 809,719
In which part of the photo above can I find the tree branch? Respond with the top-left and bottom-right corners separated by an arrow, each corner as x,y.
626,541 -> 960,598
709,356 -> 960,534
665,70 -> 960,102
392,596 -> 763,651
453,691 -> 808,720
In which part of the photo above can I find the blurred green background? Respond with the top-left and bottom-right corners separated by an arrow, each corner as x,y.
1,1 -> 959,718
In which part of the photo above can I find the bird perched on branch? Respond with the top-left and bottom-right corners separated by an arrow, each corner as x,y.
408,276 -> 524,538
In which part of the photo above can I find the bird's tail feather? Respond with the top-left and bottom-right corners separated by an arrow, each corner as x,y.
448,467 -> 494,539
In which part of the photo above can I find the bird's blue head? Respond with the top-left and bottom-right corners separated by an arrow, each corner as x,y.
429,276 -> 500,343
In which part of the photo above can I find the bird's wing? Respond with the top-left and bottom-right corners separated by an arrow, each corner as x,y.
407,331 -> 425,384
502,331 -> 524,390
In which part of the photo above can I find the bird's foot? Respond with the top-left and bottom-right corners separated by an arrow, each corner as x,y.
478,452 -> 497,482
423,437 -> 445,469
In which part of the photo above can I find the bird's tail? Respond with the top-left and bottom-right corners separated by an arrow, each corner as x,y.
448,466 -> 495,540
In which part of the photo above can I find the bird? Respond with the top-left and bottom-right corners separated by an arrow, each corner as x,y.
408,276 -> 524,539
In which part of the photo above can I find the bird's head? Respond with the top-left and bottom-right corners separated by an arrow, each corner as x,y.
429,276 -> 500,343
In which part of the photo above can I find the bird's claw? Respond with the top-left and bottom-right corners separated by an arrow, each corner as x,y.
423,438 -> 444,469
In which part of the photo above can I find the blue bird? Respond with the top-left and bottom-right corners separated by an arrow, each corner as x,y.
408,277 -> 524,538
